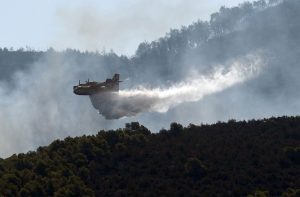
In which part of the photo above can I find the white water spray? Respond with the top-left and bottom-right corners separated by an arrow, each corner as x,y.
92,53 -> 265,119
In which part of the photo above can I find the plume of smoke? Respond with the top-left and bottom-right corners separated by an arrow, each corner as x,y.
0,53 -> 118,158
55,0 -> 253,55
1,0 -> 298,159
91,53 -> 264,119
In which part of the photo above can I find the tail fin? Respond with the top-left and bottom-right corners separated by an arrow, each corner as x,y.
112,74 -> 120,91
112,74 -> 120,82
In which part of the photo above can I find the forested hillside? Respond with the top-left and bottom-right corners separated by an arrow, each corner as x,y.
0,116 -> 299,196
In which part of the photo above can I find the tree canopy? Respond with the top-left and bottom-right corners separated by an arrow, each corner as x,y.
0,117 -> 299,196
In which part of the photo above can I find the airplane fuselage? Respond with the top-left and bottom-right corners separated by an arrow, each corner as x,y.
73,82 -> 117,95
73,74 -> 120,95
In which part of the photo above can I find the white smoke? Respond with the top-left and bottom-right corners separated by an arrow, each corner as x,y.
1,0 -> 298,159
0,50 -> 264,158
0,53 -> 112,158
91,53 -> 265,119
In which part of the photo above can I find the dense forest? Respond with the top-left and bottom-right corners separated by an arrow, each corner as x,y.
0,116 -> 299,196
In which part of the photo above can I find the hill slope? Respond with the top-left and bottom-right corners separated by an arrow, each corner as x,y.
0,116 -> 299,196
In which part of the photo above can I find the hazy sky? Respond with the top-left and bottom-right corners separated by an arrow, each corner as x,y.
0,0 -> 254,55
